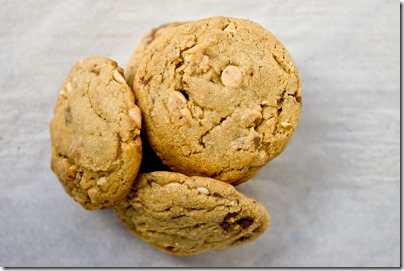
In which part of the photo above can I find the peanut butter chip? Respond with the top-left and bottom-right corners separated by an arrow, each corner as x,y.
128,107 -> 142,129
97,177 -> 107,185
221,65 -> 243,88
113,70 -> 126,84
224,22 -> 237,33
87,187 -> 99,202
60,82 -> 72,97
66,82 -> 72,93
196,187 -> 210,195
165,182 -> 181,188
199,55 -> 210,72
173,91 -> 188,103
60,88 -> 68,98
280,121 -> 293,128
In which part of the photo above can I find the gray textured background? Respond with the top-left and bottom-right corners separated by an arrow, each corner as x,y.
0,0 -> 400,267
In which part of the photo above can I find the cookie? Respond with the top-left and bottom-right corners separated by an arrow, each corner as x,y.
50,56 -> 142,210
133,16 -> 302,185
126,22 -> 185,89
113,171 -> 270,256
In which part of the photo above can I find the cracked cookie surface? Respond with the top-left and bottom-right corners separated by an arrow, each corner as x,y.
134,16 -> 302,185
50,56 -> 142,210
113,171 -> 270,256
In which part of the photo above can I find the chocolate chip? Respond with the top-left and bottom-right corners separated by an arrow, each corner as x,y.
253,137 -> 261,146
166,246 -> 174,251
236,216 -> 254,229
175,61 -> 183,69
220,221 -> 231,231
64,106 -> 73,125
220,212 -> 239,231
90,68 -> 100,75
237,233 -> 252,242
90,64 -> 100,75
141,76 -> 153,85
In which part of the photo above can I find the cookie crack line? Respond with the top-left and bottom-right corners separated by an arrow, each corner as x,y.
210,163 -> 257,180
86,80 -> 109,123
84,79 -> 126,169
132,184 -> 241,211
140,179 -> 238,202
127,198 -> 243,232
272,53 -> 290,74
197,102 -> 241,149
137,223 -> 247,247
271,42 -> 294,75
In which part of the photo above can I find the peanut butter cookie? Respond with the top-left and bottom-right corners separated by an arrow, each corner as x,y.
134,16 -> 302,185
113,171 -> 270,256
50,56 -> 142,210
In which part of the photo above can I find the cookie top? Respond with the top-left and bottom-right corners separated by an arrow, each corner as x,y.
113,171 -> 270,255
134,16 -> 302,185
50,56 -> 142,210
125,22 -> 185,88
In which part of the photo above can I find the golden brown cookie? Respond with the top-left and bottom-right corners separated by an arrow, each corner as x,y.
125,22 -> 186,88
113,171 -> 270,256
50,56 -> 142,210
134,16 -> 302,185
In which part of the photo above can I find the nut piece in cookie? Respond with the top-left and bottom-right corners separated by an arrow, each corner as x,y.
113,171 -> 270,256
50,56 -> 142,210
134,16 -> 302,185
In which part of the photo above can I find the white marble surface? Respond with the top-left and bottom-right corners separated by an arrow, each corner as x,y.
0,0 -> 400,267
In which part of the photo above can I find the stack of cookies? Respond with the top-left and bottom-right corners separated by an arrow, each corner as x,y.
50,16 -> 302,256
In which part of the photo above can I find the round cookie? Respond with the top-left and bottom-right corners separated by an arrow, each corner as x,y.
134,16 -> 302,185
50,56 -> 143,210
112,171 -> 270,256
126,22 -> 185,89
